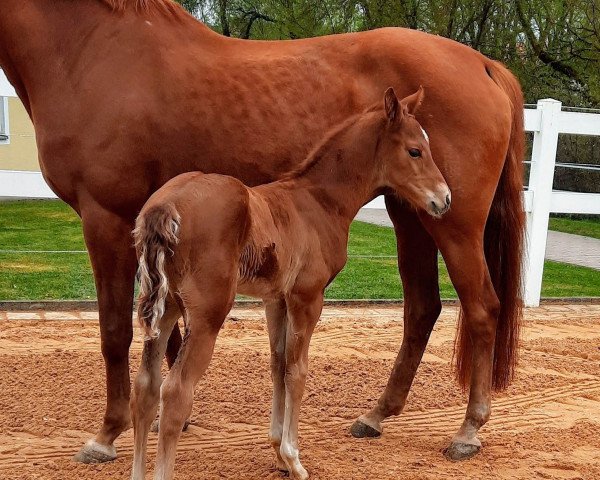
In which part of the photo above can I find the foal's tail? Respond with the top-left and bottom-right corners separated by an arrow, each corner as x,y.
133,203 -> 181,340
455,60 -> 526,391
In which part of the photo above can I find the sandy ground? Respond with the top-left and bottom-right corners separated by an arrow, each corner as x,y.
1,304 -> 599,480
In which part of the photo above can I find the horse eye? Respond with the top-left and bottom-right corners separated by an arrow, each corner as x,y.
408,148 -> 421,158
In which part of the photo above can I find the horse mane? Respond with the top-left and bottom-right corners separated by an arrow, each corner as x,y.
283,103 -> 383,181
99,0 -> 181,15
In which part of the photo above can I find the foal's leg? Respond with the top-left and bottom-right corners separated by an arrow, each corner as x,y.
149,326 -> 187,434
265,297 -> 288,471
154,283 -> 236,480
75,207 -> 137,463
352,199 -> 441,437
435,228 -> 499,461
279,291 -> 323,480
131,298 -> 181,480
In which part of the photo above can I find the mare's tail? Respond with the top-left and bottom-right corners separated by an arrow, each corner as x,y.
133,203 -> 181,339
455,60 -> 526,391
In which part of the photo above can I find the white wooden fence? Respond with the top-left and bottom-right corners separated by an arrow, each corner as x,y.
1,97 -> 599,306
522,99 -> 600,306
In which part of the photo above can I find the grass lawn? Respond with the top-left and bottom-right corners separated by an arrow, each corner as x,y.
0,200 -> 598,300
548,216 -> 600,240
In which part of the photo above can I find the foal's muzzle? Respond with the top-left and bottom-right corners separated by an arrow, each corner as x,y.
427,185 -> 451,218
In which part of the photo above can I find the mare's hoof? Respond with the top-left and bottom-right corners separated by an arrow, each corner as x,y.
443,442 -> 481,461
73,440 -> 117,464
150,418 -> 191,433
350,419 -> 382,438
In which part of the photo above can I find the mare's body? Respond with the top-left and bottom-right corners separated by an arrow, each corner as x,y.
0,0 -> 524,463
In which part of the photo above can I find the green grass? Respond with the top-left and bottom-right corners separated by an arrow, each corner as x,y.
0,200 -> 598,300
326,221 -> 600,299
0,200 -> 95,300
548,216 -> 600,240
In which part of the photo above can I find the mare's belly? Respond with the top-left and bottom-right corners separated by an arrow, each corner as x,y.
237,277 -> 283,301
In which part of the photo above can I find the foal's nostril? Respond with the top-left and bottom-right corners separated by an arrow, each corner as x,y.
445,194 -> 451,207
430,201 -> 438,212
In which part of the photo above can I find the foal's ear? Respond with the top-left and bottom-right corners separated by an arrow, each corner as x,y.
400,86 -> 425,116
384,87 -> 400,123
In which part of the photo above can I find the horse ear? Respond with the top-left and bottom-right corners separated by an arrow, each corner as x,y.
384,87 -> 400,123
400,85 -> 425,116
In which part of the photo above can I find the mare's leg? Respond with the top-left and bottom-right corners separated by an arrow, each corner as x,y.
74,207 -> 137,463
154,278 -> 236,480
434,225 -> 499,461
131,298 -> 181,480
279,292 -> 323,480
352,198 -> 441,437
165,326 -> 183,368
265,297 -> 288,471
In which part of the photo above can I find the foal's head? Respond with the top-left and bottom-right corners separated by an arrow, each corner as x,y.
376,87 -> 451,217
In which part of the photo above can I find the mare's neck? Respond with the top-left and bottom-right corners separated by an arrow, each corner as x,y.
0,1 -> 100,113
284,113 -> 383,226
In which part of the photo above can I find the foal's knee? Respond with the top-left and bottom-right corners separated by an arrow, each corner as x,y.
284,360 -> 308,387
132,369 -> 158,406
270,347 -> 286,375
160,377 -> 192,427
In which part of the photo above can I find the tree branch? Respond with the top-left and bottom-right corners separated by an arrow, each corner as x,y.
238,7 -> 276,39
218,0 -> 231,37
514,0 -> 583,84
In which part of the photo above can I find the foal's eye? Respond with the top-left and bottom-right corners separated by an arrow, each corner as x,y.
408,148 -> 421,158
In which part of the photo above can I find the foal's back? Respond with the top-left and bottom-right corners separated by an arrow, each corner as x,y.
139,169 -> 323,304
140,171 -> 252,279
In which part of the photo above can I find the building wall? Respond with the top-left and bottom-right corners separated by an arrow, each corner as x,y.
0,97 -> 39,172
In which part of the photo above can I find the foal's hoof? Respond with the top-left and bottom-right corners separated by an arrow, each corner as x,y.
443,442 -> 481,461
73,440 -> 117,464
350,419 -> 382,438
291,465 -> 309,480
150,418 -> 191,433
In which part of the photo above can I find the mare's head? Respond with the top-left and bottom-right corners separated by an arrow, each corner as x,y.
376,87 -> 450,218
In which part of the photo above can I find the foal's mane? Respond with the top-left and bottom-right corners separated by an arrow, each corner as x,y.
282,104 -> 383,180
99,0 -> 181,15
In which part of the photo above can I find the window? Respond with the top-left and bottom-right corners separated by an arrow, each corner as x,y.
0,96 -> 9,144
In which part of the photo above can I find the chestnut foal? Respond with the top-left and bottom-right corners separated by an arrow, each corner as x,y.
130,87 -> 450,480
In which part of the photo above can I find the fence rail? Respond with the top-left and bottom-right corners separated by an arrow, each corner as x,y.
521,99 -> 600,306
1,99 -> 599,306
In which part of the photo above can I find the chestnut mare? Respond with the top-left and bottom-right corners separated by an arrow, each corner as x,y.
0,0 -> 524,465
131,87 -> 451,480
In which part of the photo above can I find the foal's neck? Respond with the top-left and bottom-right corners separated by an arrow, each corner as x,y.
284,113 -> 383,225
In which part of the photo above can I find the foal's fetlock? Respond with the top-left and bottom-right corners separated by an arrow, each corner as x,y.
280,445 -> 308,480
151,416 -> 191,433
269,439 -> 288,472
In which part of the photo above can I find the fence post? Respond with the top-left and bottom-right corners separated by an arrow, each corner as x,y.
523,98 -> 561,307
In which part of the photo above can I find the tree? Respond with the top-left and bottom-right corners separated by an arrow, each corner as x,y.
174,0 -> 600,105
